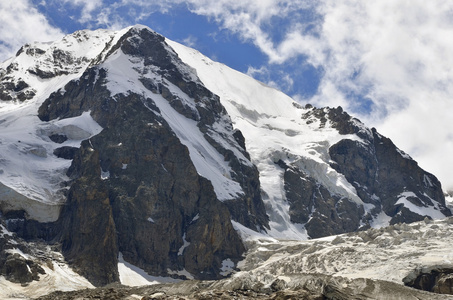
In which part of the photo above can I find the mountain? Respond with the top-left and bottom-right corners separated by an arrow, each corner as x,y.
0,25 -> 451,297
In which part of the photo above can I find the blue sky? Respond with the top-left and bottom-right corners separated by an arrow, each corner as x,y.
1,0 -> 453,191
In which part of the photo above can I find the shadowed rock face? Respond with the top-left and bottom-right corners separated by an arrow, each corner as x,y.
36,27 -> 265,285
279,160 -> 364,238
327,108 -> 450,225
404,268 -> 453,295
59,141 -> 119,286
282,106 -> 450,238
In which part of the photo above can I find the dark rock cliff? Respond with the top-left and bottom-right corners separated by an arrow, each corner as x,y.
36,27 -> 266,284
282,106 -> 450,238
279,159 -> 364,239
327,107 -> 450,224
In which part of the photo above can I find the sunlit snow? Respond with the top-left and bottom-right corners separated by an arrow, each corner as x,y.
396,191 -> 446,220
168,39 -> 367,239
118,252 -> 180,287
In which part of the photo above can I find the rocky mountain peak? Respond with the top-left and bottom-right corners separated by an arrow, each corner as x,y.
0,25 -> 451,291
32,25 -> 268,284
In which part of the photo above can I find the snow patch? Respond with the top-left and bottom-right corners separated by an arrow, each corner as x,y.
191,213 -> 200,223
446,194 -> 453,211
177,233 -> 190,256
100,169 -> 110,180
370,210 -> 392,228
5,248 -> 31,259
396,147 -> 412,160
0,224 -> 13,238
423,174 -> 433,187
396,191 -> 446,220
166,268 -> 194,280
118,253 -> 180,287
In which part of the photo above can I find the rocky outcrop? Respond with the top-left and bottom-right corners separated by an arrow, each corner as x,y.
279,160 -> 364,238
279,106 -> 451,238
0,217 -> 48,286
58,140 -> 119,286
0,253 -> 45,284
326,107 -> 450,225
404,267 -> 453,295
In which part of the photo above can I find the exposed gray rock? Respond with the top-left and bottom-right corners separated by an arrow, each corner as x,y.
0,253 -> 45,284
326,107 -> 450,222
49,134 -> 68,144
0,217 -> 50,286
0,76 -> 36,101
58,141 -> 119,286
53,146 -> 78,159
404,267 -> 453,295
280,160 -> 363,238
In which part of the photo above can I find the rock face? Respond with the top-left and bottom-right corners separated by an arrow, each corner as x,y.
281,106 -> 451,238
327,107 -> 450,224
0,217 -> 48,286
279,159 -> 364,238
36,27 -> 264,284
404,268 -> 453,295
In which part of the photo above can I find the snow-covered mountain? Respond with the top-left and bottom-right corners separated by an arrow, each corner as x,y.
0,25 -> 452,298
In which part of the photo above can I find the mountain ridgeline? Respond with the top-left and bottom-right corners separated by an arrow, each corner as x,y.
0,26 -> 450,287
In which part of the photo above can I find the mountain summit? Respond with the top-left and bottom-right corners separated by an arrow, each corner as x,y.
0,25 -> 450,289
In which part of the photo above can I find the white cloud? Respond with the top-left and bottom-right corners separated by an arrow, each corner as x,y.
182,35 -> 198,48
310,1 -> 453,191
63,0 -> 103,24
0,0 -> 64,62
180,0 -> 316,63
178,0 -> 453,191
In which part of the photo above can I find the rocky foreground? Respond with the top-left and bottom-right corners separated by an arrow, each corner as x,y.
36,274 -> 451,300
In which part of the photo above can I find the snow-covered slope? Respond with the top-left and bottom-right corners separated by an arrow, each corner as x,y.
167,39 -> 451,238
0,28 -> 130,221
